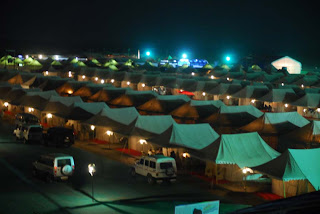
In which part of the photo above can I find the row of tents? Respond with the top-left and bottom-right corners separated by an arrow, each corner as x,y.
0,74 -> 319,198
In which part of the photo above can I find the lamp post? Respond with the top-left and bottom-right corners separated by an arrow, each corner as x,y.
242,167 -> 253,192
139,139 -> 147,154
88,163 -> 96,202
106,130 -> 113,149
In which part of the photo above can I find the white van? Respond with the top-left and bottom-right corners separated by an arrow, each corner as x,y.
130,155 -> 177,184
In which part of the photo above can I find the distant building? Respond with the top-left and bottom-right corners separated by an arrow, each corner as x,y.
272,56 -> 302,74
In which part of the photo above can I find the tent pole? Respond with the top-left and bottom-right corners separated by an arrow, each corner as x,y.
283,180 -> 286,198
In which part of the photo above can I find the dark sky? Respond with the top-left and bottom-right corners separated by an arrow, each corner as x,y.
1,0 -> 320,65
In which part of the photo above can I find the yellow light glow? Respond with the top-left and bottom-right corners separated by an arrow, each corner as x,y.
303,109 -> 307,113
317,108 -> 320,113
202,92 -> 206,96
45,71 -> 48,75
127,81 -> 130,85
101,79 -> 105,84
226,95 -> 230,100
242,167 -> 253,174
38,54 -> 42,59
28,107 -> 34,112
301,84 -> 304,88
68,71 -> 72,77
106,130 -> 113,136
227,77 -> 230,81
90,125 -> 95,131
82,75 -> 85,79
182,152 -> 190,158
281,83 -> 284,86
210,75 -> 214,79
67,90 -> 73,94
4,102 -> 8,107
88,163 -> 96,176
284,103 -> 288,108
47,113 -> 53,118
191,72 -> 195,76
25,55 -> 29,59
139,139 -> 147,144
95,77 -> 98,81
251,99 -> 256,103
111,79 -> 115,83
141,83 -> 146,87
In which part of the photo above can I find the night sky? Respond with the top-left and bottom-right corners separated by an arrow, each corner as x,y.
1,0 -> 320,66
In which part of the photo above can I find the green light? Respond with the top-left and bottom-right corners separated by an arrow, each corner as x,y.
226,56 -> 231,61
146,51 -> 150,56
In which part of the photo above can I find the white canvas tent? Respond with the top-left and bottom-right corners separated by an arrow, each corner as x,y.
252,149 -> 320,197
271,56 -> 302,74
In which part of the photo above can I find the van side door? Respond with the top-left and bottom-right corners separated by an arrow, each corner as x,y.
135,158 -> 144,175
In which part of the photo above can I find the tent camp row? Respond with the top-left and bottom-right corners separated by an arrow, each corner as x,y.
4,70 -> 320,117
0,82 -> 319,198
0,79 -> 316,151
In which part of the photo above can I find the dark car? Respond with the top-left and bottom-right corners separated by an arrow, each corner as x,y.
43,127 -> 74,147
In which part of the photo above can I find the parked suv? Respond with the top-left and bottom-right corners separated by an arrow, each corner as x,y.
32,153 -> 75,182
43,127 -> 75,147
14,124 -> 43,144
130,155 -> 177,184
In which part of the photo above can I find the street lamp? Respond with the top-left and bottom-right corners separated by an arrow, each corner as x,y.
88,163 -> 96,202
4,102 -> 9,107
146,51 -> 151,56
242,167 -> 253,192
226,56 -> 231,62
139,139 -> 147,154
90,125 -> 95,139
106,130 -> 113,149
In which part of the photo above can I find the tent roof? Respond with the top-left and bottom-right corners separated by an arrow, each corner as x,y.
241,112 -> 310,134
231,85 -> 270,99
85,106 -> 139,135
291,93 -> 320,108
67,102 -> 108,120
257,88 -> 297,103
195,132 -> 280,168
131,115 -> 175,137
169,123 -> 219,150
252,148 -> 320,190
220,105 -> 263,118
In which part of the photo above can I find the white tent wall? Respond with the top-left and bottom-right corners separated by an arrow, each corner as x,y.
271,56 -> 302,74
193,91 -> 209,100
41,113 -> 65,127
66,120 -> 81,134
238,98 -> 251,106
43,71 -> 59,77
272,179 -> 315,197
24,107 -> 41,120
137,83 -> 152,91
128,135 -> 155,154
205,162 -> 251,182
94,126 -> 120,143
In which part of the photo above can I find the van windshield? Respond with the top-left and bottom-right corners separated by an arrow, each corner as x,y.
160,162 -> 173,169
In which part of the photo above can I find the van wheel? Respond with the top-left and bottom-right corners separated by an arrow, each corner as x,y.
130,168 -> 136,177
147,174 -> 155,185
46,174 -> 53,183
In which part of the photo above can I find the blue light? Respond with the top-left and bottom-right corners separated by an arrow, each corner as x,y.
146,51 -> 151,56
226,56 -> 231,61
182,53 -> 187,59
